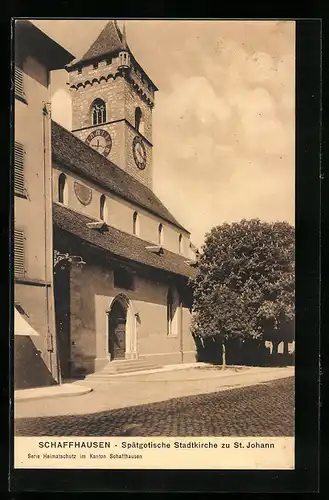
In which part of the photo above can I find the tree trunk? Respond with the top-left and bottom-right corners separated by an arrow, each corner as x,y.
272,340 -> 280,355
283,340 -> 289,356
222,340 -> 226,370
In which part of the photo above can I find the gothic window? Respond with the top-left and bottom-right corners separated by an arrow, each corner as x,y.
135,107 -> 145,135
114,268 -> 134,290
133,211 -> 139,236
91,98 -> 106,125
158,224 -> 163,245
100,194 -> 107,221
58,173 -> 68,204
179,234 -> 183,254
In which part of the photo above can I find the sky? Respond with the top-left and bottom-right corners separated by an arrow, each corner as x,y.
32,19 -> 295,249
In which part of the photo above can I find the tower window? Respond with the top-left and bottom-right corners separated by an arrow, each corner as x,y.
135,107 -> 145,135
179,234 -> 183,254
133,211 -> 139,236
158,224 -> 163,245
93,62 -> 99,69
58,173 -> 68,204
91,98 -> 106,125
100,194 -> 107,221
78,67 -> 82,74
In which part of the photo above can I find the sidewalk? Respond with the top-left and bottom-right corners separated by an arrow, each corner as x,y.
14,364 -> 294,419
15,383 -> 93,402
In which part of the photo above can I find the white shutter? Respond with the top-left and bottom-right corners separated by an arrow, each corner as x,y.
14,229 -> 25,277
15,66 -> 25,100
14,142 -> 25,195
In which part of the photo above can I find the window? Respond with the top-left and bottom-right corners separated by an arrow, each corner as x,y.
133,211 -> 139,236
106,58 -> 112,65
179,234 -> 183,254
58,173 -> 68,204
135,107 -> 145,135
93,62 -> 99,69
78,67 -> 82,74
14,142 -> 25,195
14,229 -> 25,277
91,98 -> 106,125
100,194 -> 107,221
158,224 -> 163,245
114,268 -> 134,290
15,65 -> 25,101
167,288 -> 174,336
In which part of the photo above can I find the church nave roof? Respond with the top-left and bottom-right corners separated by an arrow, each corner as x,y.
52,120 -> 189,233
53,202 -> 196,279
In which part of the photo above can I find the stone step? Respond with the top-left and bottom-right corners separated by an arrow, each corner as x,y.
87,358 -> 163,378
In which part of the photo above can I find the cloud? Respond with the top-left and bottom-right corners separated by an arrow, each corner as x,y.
46,20 -> 295,248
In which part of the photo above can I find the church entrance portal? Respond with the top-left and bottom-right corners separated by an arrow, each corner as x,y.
108,300 -> 127,360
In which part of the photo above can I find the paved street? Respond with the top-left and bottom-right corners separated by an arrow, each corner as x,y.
15,376 -> 294,437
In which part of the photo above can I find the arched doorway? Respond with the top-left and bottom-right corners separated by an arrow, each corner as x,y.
108,300 -> 127,359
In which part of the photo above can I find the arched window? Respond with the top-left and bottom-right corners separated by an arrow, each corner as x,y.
135,107 -> 145,135
179,234 -> 183,254
133,211 -> 139,236
100,194 -> 107,221
158,224 -> 163,245
167,288 -> 174,336
91,98 -> 106,125
58,173 -> 68,204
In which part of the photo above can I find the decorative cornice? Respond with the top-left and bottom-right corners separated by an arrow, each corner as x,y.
69,69 -> 155,108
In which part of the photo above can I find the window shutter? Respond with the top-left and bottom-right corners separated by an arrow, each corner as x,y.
14,229 -> 25,277
14,142 -> 25,195
15,66 -> 25,100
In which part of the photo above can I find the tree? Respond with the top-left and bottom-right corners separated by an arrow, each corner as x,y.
190,219 -> 295,367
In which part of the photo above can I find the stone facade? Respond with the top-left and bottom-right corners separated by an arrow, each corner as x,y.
57,256 -> 195,376
53,165 -> 191,258
68,53 -> 154,189
14,21 -> 74,388
52,22 -> 197,378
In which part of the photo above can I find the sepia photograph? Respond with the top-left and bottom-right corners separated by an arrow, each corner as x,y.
13,18 -> 295,469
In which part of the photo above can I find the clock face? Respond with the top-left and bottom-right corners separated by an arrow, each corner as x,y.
85,129 -> 112,157
132,136 -> 147,170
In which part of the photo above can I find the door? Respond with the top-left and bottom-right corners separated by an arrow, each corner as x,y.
109,301 -> 126,360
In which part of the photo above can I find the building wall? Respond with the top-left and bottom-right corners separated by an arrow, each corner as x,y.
65,260 -> 196,375
14,54 -> 58,386
69,54 -> 154,188
52,165 -> 191,258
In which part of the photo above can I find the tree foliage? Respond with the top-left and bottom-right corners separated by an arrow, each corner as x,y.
190,219 -> 295,344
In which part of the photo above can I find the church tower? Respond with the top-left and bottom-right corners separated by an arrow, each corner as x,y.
65,21 -> 157,189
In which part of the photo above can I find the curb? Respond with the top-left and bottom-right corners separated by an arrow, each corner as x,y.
15,385 -> 93,403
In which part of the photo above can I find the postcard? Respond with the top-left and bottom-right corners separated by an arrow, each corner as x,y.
12,19 -> 295,473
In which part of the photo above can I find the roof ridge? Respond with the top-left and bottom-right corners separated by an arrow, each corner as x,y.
51,120 -> 190,234
53,201 -> 188,262
68,20 -> 126,67
53,202 -> 196,278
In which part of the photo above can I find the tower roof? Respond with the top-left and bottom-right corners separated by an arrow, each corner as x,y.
67,20 -> 128,68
